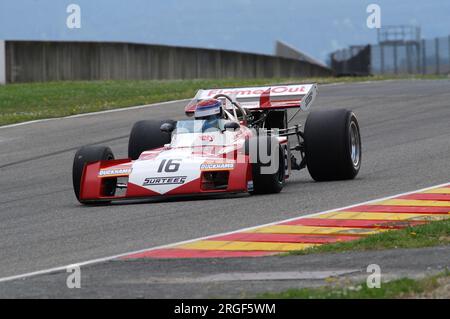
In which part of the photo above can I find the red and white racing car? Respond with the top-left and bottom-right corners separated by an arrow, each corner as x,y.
72,84 -> 361,204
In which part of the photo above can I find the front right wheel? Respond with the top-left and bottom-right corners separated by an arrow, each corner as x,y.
72,145 -> 116,203
304,109 -> 361,181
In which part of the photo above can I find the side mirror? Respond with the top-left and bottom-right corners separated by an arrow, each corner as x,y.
160,122 -> 175,133
223,122 -> 240,131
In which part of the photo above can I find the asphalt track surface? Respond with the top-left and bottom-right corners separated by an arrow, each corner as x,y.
0,80 -> 450,290
1,246 -> 449,298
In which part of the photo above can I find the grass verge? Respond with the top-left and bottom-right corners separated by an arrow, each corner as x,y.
258,271 -> 450,299
287,219 -> 450,256
0,75 -> 446,126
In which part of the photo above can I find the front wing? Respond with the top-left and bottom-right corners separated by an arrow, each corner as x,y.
79,157 -> 253,202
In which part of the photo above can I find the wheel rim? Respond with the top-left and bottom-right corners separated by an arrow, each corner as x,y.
349,121 -> 361,168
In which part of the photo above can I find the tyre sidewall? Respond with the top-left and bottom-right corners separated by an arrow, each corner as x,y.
72,146 -> 115,202
128,120 -> 174,160
304,109 -> 361,181
249,136 -> 285,194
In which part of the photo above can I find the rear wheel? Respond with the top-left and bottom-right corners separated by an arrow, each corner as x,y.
72,145 -> 115,204
304,109 -> 361,181
128,119 -> 175,160
246,136 -> 285,194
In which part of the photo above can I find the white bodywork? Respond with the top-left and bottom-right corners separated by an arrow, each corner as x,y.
128,148 -> 204,195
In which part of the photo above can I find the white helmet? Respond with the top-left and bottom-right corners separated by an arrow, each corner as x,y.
194,99 -> 223,119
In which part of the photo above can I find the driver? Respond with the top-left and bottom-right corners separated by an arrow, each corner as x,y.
194,98 -> 224,131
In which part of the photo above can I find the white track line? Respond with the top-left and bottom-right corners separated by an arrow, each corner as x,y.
0,99 -> 190,130
0,181 -> 448,284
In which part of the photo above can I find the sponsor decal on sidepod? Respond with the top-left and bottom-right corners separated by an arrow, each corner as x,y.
98,168 -> 132,177
200,163 -> 235,171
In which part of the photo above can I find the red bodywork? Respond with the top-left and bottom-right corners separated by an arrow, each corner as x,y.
77,83 -> 318,202
79,126 -> 288,202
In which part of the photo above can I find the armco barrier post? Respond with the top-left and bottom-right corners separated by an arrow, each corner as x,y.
393,42 -> 398,75
448,35 -> 450,74
0,40 -> 5,84
435,37 -> 440,75
421,39 -> 426,75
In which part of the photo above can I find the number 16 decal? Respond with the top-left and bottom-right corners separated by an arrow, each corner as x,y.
158,159 -> 182,173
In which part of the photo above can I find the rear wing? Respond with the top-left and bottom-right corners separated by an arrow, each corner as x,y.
185,84 -> 318,114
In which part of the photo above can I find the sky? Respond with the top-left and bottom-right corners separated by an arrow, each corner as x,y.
0,0 -> 449,63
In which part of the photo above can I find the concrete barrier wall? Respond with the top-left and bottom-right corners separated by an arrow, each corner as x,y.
0,41 -> 5,85
5,41 -> 331,83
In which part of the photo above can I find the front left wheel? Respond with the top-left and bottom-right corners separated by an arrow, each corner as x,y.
304,109 -> 361,181
128,119 -> 175,160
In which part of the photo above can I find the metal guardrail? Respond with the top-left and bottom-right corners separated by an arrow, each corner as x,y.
330,45 -> 371,76
330,35 -> 450,76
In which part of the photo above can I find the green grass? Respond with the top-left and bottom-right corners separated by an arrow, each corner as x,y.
287,219 -> 450,256
0,75 -> 446,126
258,271 -> 449,299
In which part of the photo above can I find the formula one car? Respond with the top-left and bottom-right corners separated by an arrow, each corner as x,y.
72,84 -> 361,204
